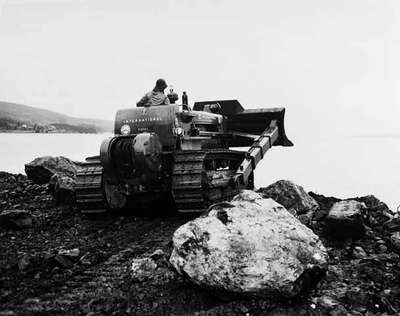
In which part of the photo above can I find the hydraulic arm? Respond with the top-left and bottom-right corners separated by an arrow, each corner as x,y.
234,120 -> 280,187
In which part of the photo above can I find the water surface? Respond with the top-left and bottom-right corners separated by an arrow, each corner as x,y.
1,133 -> 398,211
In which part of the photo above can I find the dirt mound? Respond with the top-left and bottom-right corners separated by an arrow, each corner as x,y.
1,172 -> 400,315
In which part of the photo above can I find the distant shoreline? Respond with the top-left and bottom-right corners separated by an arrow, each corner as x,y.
0,130 -> 105,134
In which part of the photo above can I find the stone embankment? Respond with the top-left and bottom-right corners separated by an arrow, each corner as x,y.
0,156 -> 399,315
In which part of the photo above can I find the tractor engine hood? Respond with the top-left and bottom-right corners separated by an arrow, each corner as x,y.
115,105 -> 180,147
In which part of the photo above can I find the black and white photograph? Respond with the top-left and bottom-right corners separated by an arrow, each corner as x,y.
0,0 -> 399,315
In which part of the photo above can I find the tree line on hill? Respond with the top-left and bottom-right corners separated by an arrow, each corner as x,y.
0,117 -> 100,133
0,101 -> 113,133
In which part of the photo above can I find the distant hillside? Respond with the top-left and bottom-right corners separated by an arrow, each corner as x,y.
0,101 -> 113,133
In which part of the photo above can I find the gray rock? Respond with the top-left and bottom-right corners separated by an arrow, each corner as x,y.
45,248 -> 81,269
49,173 -> 76,204
378,244 -> 388,253
53,254 -> 74,268
170,190 -> 328,298
297,211 -> 315,227
58,248 -> 80,258
131,257 -> 157,282
353,246 -> 367,259
0,310 -> 17,316
258,180 -> 319,216
384,217 -> 400,232
0,210 -> 33,229
149,249 -> 165,260
25,156 -> 77,185
390,232 -> 400,253
330,305 -> 349,316
325,200 -> 366,239
18,255 -> 31,271
316,295 -> 340,310
356,195 -> 393,229
257,180 -> 318,226
345,286 -> 370,310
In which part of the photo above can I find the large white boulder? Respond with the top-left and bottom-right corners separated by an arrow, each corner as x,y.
169,190 -> 328,298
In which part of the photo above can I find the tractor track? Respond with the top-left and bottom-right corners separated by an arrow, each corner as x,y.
76,150 -> 247,214
172,149 -> 245,212
75,158 -> 107,213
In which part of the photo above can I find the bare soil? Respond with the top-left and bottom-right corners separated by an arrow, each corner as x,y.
1,171 -> 400,315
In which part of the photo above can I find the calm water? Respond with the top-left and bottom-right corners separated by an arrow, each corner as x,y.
1,133 -> 399,211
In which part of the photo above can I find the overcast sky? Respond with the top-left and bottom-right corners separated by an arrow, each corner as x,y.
0,0 -> 399,136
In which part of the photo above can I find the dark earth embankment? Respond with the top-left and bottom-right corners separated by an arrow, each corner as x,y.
1,171 -> 400,315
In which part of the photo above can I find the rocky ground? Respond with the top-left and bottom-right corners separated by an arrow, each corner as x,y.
1,170 -> 400,315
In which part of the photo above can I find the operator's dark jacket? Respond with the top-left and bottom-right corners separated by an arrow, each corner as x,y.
137,90 -> 170,107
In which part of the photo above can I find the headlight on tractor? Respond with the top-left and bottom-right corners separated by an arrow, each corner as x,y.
174,127 -> 183,136
120,124 -> 131,135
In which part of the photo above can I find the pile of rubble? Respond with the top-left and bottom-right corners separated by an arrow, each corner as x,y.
165,180 -> 400,314
0,156 -> 399,315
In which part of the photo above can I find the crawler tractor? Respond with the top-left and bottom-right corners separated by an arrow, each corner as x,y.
75,100 -> 292,213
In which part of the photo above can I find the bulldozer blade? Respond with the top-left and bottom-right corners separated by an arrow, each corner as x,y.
226,107 -> 293,147
193,100 -> 292,147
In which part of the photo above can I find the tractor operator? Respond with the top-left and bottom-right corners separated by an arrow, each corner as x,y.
136,78 -> 170,107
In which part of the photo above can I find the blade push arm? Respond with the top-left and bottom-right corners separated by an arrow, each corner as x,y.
234,120 -> 279,187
